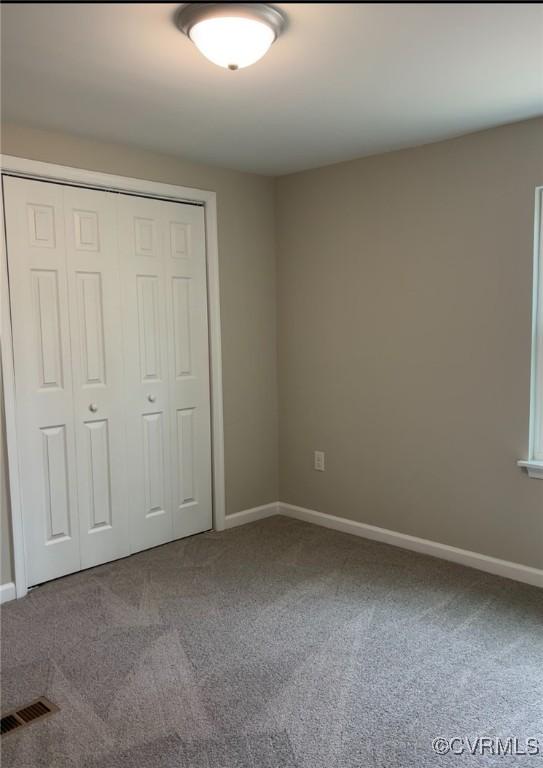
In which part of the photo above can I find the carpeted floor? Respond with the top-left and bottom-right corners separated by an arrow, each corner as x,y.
1,515 -> 542,767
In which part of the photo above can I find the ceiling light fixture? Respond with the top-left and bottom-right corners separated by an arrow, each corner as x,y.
176,3 -> 286,71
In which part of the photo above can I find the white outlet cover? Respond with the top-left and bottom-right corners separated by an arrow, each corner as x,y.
314,451 -> 325,471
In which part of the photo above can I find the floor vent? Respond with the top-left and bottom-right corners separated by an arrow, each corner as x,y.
1,697 -> 58,737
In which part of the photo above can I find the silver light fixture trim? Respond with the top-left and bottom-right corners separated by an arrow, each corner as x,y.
175,3 -> 287,70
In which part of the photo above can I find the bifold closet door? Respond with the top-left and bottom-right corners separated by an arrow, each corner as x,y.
4,175 -> 213,586
3,176 -> 128,584
4,177 -> 80,585
63,186 -> 129,570
117,194 -> 212,552
162,198 -> 212,540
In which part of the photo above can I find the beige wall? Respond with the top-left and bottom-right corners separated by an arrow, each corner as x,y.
276,118 -> 543,569
0,123 -> 279,583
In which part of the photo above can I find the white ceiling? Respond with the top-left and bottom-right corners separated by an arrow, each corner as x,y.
2,3 -> 542,175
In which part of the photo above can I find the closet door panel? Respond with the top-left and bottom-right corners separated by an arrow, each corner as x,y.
64,187 -> 129,568
117,195 -> 174,553
163,202 -> 212,538
3,176 -> 80,585
5,176 -> 213,584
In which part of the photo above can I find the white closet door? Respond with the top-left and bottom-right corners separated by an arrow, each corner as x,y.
117,194 -> 212,550
5,177 -> 213,585
117,194 -> 174,553
3,176 -> 80,585
63,186 -> 129,569
162,200 -> 212,538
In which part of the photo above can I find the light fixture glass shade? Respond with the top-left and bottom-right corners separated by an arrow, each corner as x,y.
189,16 -> 275,70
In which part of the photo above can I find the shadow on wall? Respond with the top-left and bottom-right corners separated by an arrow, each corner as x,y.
1,352 -> 15,585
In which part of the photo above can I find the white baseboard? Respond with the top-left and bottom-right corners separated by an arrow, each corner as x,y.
224,503 -> 280,529
279,503 -> 543,589
3,502 -> 540,599
0,582 -> 16,604
221,500 -> 542,587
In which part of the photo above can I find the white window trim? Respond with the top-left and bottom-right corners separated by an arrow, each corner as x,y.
1,154 -> 226,598
518,186 -> 543,479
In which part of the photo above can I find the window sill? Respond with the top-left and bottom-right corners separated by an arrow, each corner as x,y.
517,460 -> 543,480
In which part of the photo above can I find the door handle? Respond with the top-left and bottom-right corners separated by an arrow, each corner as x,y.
148,394 -> 156,403
89,403 -> 98,413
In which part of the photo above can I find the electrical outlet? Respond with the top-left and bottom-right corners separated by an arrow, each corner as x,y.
314,450 -> 325,471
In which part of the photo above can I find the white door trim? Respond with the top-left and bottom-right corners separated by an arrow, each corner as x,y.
0,154 -> 226,598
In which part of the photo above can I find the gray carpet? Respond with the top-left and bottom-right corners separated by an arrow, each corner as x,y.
1,515 -> 542,767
